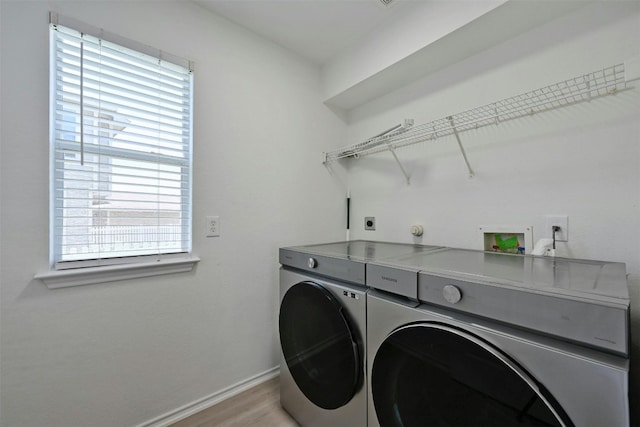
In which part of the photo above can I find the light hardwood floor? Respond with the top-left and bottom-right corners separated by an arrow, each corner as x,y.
170,377 -> 299,427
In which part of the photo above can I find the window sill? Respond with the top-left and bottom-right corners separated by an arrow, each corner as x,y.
35,257 -> 200,289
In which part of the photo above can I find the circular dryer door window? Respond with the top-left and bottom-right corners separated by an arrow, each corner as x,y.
279,281 -> 360,410
372,323 -> 572,427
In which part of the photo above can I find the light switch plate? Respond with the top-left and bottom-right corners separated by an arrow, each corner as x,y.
206,216 -> 220,237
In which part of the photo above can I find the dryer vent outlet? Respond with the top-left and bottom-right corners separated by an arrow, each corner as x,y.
365,217 -> 376,231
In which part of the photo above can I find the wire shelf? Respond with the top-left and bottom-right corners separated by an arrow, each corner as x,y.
324,63 -> 629,164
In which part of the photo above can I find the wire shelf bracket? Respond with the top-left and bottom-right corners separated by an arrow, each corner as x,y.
323,61 -> 638,184
387,142 -> 411,185
448,116 -> 474,178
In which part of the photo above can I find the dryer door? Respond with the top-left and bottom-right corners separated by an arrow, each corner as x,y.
371,323 -> 573,427
279,281 -> 360,410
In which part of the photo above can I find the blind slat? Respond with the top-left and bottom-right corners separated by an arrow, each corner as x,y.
55,51 -> 190,97
54,139 -> 190,166
56,70 -> 190,109
54,132 -> 190,158
54,26 -> 190,75
55,83 -> 190,125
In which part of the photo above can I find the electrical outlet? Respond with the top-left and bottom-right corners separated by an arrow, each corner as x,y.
206,216 -> 220,237
545,215 -> 568,242
365,217 -> 376,231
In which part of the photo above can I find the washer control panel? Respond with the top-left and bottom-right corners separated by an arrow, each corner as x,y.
418,273 -> 629,355
279,248 -> 366,285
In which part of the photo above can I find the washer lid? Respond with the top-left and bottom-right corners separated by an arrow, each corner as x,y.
370,248 -> 629,304
282,240 -> 443,262
280,240 -> 444,284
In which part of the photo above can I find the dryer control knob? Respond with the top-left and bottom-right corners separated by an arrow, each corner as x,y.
443,284 -> 462,304
308,257 -> 317,269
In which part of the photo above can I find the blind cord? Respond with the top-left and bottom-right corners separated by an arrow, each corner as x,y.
79,39 -> 85,165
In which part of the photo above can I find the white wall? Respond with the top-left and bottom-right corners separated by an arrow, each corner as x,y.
343,1 -> 640,423
0,1 -> 346,426
322,0 -> 506,100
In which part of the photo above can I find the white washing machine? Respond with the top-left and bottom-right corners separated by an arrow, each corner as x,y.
366,248 -> 630,427
278,241 -> 443,427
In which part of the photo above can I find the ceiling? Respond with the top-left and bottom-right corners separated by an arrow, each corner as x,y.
194,0 -> 417,64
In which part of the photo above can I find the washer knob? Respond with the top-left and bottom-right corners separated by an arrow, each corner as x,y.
308,257 -> 317,269
443,284 -> 462,304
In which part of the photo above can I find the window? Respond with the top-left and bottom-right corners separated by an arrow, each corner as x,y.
50,17 -> 193,271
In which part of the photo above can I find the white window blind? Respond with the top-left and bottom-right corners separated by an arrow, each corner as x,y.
50,22 -> 193,269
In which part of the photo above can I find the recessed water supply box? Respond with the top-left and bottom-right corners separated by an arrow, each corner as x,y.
478,225 -> 533,255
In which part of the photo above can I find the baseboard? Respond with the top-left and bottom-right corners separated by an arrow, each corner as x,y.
137,366 -> 280,427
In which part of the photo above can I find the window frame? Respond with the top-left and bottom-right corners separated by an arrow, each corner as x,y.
38,13 -> 198,287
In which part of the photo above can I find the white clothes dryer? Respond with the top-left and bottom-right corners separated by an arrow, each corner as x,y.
366,249 -> 630,427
